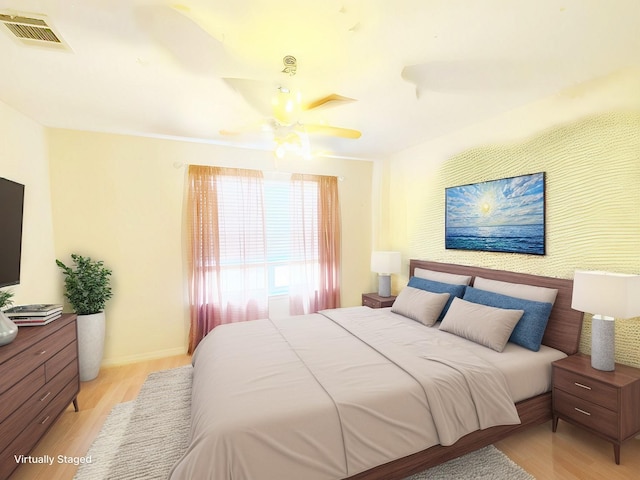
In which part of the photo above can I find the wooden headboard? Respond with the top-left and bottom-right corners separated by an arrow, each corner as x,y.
409,260 -> 583,355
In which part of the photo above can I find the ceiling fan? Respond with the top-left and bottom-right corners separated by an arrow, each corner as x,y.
136,6 -> 361,156
220,55 -> 361,158
401,59 -> 535,97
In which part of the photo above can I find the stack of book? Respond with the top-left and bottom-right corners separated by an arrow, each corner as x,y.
4,304 -> 64,326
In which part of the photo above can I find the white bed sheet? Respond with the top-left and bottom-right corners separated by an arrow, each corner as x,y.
381,308 -> 567,402
171,306 -> 526,480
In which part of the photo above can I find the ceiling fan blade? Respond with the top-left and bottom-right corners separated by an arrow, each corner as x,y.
222,78 -> 305,125
222,78 -> 276,117
135,5 -> 239,75
402,61 -> 526,96
219,119 -> 276,136
304,93 -> 356,111
305,124 -> 361,139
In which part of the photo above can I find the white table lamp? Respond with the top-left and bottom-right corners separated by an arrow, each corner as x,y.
371,251 -> 401,297
571,270 -> 640,371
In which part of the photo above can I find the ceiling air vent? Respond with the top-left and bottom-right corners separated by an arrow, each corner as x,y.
0,13 -> 70,50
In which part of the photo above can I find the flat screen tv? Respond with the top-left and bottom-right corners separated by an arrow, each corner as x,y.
0,178 -> 25,287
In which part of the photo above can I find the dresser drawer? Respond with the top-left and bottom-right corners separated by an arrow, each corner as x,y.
0,321 -> 76,394
0,339 -> 52,395
0,366 -> 46,425
0,342 -> 78,451
554,388 -> 618,439
46,340 -> 78,381
0,356 -> 79,454
0,377 -> 78,474
553,367 -> 618,411
37,358 -> 79,415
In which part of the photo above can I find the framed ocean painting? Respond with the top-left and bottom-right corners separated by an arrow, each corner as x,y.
445,172 -> 546,255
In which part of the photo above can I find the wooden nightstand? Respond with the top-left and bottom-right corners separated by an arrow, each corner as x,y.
552,353 -> 640,464
362,292 -> 396,308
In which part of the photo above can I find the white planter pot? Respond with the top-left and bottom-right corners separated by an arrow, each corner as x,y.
76,311 -> 105,381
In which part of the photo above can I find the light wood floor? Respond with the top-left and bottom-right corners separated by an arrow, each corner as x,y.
9,354 -> 640,480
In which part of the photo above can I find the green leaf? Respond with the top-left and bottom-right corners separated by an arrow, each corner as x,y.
56,254 -> 113,315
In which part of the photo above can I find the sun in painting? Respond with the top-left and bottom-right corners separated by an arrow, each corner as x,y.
478,192 -> 496,217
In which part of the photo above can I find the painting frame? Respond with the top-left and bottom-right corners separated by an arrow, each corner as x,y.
445,172 -> 546,255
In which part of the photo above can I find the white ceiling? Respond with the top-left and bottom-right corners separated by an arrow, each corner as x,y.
0,0 -> 638,160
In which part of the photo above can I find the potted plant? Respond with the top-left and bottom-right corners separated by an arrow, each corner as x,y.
0,289 -> 18,346
0,289 -> 15,310
56,254 -> 113,381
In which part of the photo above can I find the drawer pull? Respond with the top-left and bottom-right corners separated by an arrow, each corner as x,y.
574,382 -> 592,390
39,415 -> 50,425
37,350 -> 47,356
574,407 -> 591,416
40,391 -> 52,402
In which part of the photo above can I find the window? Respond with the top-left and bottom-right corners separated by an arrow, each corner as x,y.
264,178 -> 320,296
187,166 -> 341,351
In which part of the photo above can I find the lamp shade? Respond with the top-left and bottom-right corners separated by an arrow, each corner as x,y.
571,270 -> 640,319
370,251 -> 401,274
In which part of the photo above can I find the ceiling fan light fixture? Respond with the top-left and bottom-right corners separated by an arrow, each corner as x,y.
222,55 -> 358,153
285,99 -> 295,113
273,129 -> 312,160
274,143 -> 287,159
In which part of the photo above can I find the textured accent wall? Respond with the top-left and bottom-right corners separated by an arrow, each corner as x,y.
387,111 -> 640,367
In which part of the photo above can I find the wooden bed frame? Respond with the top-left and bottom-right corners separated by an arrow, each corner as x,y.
344,260 -> 584,480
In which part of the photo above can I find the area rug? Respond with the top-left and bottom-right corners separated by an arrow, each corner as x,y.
75,366 -> 534,480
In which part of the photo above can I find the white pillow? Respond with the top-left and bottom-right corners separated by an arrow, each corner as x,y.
391,287 -> 450,326
439,297 -> 524,352
414,267 -> 472,286
473,276 -> 558,304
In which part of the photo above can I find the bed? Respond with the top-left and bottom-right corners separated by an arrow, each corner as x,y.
170,260 -> 583,480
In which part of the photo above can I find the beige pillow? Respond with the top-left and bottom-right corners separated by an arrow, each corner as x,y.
391,286 -> 450,326
414,267 -> 472,286
439,297 -> 524,352
473,277 -> 558,304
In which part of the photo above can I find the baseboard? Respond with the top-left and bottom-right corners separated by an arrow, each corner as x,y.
101,347 -> 188,367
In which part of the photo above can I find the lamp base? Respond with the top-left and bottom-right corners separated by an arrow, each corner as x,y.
377,274 -> 392,297
591,314 -> 615,371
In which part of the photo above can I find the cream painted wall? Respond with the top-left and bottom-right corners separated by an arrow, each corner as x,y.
0,101 -> 60,306
379,68 -> 640,367
47,130 -> 372,365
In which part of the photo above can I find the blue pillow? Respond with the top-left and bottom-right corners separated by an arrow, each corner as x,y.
462,287 -> 553,351
407,277 -> 466,321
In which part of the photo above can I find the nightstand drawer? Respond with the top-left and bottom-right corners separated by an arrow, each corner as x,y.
554,367 -> 617,411
362,293 -> 396,308
363,296 -> 380,308
554,389 -> 618,438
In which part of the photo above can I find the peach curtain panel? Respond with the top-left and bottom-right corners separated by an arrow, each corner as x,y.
187,165 -> 268,353
289,174 -> 341,314
187,166 -> 341,352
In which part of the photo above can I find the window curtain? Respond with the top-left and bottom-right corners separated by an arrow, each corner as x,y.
289,174 -> 341,314
187,165 -> 268,353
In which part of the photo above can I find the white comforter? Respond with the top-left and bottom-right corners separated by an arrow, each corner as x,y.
169,307 -> 520,480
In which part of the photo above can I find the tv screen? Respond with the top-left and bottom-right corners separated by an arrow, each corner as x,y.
0,178 -> 25,288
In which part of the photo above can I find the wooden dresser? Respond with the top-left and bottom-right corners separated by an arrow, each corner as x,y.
0,314 -> 79,480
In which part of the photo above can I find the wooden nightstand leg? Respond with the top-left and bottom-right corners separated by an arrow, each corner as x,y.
73,397 -> 79,412
552,415 -> 559,432
613,443 -> 620,465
